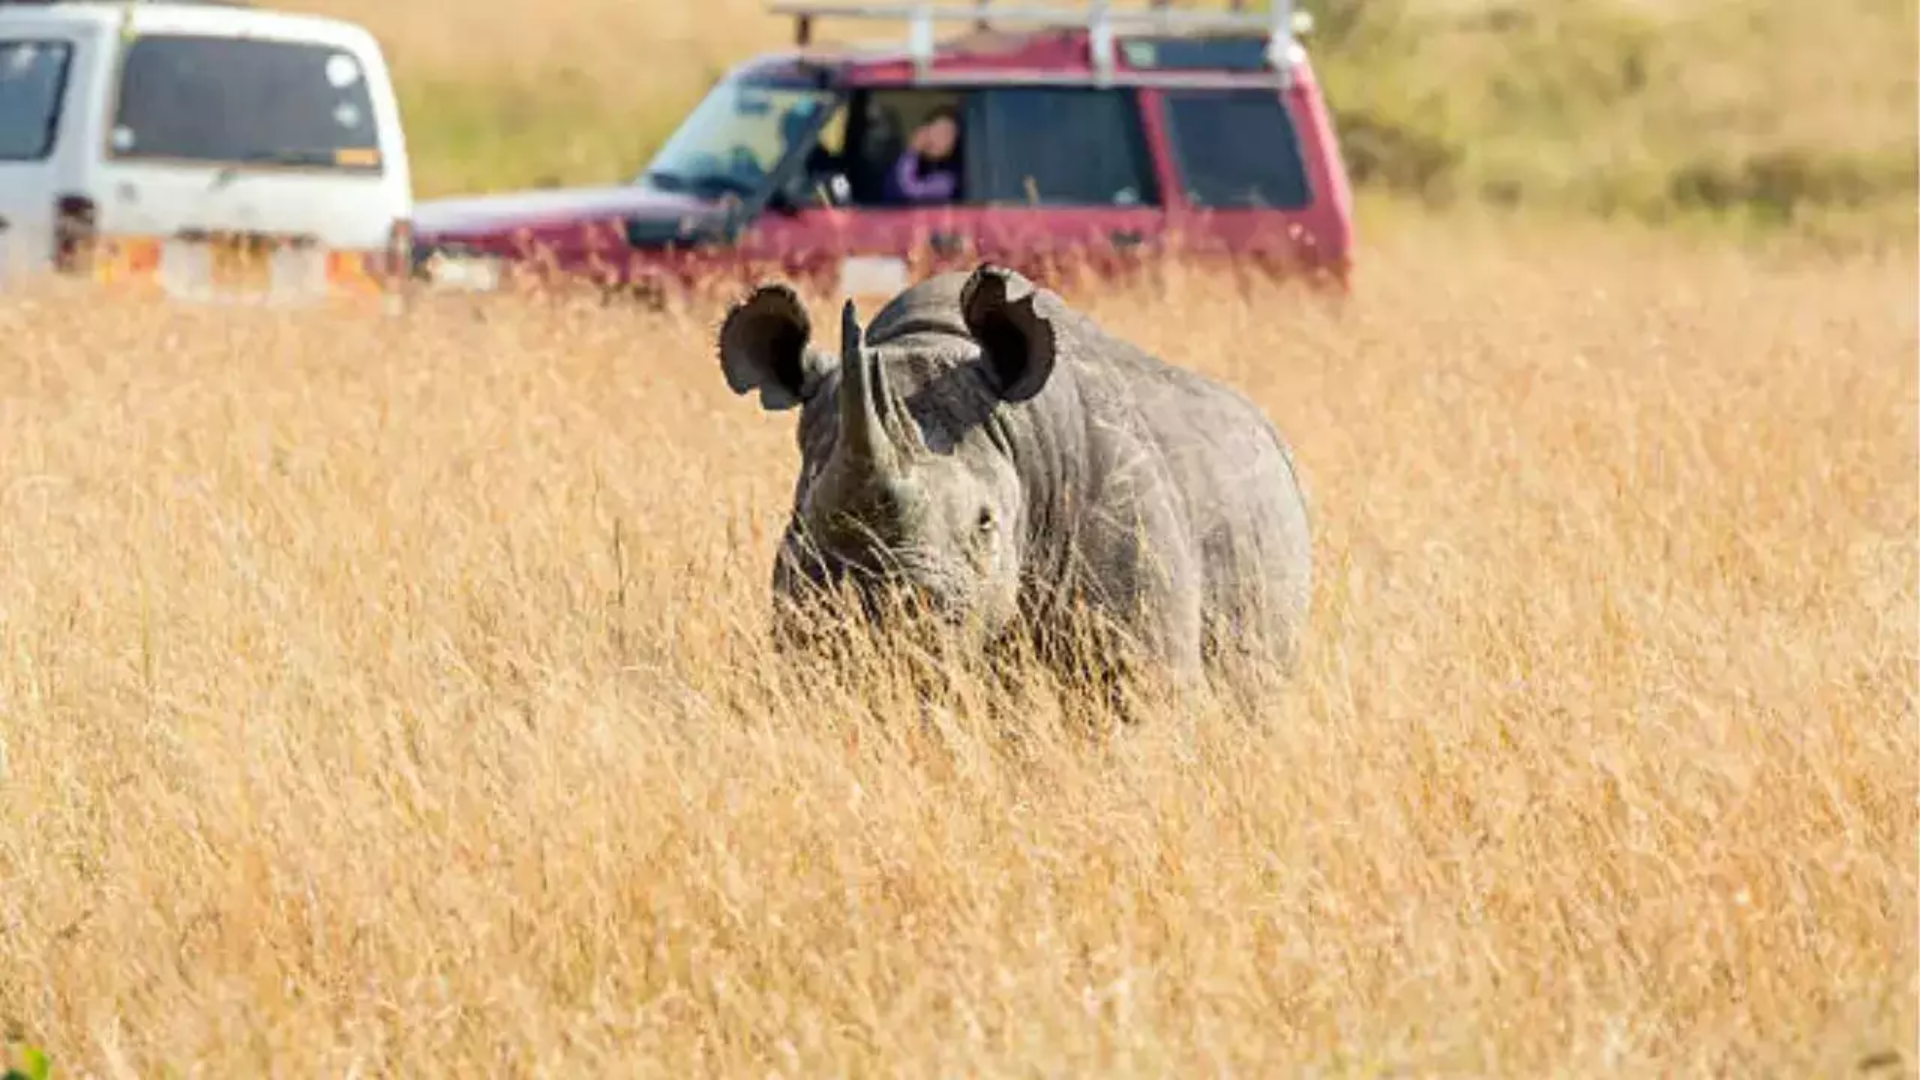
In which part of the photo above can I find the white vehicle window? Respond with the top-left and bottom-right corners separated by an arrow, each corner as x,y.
108,34 -> 383,172
0,39 -> 73,161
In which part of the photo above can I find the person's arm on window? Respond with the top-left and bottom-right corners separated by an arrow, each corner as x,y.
885,150 -> 957,203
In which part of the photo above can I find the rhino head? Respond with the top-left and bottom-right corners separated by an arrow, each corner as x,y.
716,265 -> 1062,648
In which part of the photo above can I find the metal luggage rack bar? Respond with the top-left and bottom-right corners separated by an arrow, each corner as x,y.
0,0 -> 254,6
767,0 -> 1310,86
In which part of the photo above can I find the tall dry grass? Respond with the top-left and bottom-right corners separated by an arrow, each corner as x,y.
0,214 -> 1914,1074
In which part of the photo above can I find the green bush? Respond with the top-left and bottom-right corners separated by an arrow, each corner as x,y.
1307,0 -> 1916,240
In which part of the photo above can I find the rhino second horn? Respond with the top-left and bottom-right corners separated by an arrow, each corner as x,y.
868,330 -> 929,460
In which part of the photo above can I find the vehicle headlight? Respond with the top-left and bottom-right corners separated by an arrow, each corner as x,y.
420,249 -> 504,293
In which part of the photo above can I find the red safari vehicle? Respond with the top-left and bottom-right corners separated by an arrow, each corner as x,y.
408,0 -> 1355,301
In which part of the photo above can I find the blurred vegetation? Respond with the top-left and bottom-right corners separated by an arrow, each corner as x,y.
310,0 -> 1916,245
1308,0 -> 1917,248
395,68 -> 700,194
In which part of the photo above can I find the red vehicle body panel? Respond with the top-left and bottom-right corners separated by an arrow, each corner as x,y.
411,29 -> 1355,297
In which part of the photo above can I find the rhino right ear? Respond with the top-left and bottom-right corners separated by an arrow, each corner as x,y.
960,264 -> 1057,404
718,283 -> 836,411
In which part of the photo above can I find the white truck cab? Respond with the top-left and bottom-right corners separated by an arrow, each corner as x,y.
0,0 -> 412,305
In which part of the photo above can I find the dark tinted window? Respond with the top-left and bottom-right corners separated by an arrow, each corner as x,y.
110,35 -> 383,173
0,40 -> 72,161
1160,89 -> 1312,209
1117,36 -> 1269,72
973,88 -> 1157,207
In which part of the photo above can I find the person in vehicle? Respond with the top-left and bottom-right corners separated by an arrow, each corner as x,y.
883,106 -> 962,204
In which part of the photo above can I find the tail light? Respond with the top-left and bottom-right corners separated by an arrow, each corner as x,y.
384,216 -> 413,286
52,194 -> 97,274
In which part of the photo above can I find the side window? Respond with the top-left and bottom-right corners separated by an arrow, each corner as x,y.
838,88 -> 965,207
1159,89 -> 1313,210
0,39 -> 74,162
973,87 -> 1157,207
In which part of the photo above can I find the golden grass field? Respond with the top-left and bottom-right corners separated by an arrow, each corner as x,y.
0,208 -> 1913,1074
1,0 -> 1916,1071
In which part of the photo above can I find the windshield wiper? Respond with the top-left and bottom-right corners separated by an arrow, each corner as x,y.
686,175 -> 757,200
203,147 -> 375,190
642,168 -> 756,200
239,147 -> 369,167
641,169 -> 692,192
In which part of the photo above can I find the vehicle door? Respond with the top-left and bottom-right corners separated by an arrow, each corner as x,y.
0,29 -> 84,286
729,85 -> 908,295
930,84 -> 1168,281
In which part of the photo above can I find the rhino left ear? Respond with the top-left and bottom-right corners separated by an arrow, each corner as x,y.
961,264 -> 1057,404
718,283 -> 836,412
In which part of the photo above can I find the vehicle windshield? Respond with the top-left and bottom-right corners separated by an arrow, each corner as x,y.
638,76 -> 835,201
108,34 -> 383,173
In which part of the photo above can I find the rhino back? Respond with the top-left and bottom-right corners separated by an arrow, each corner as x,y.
1052,312 -> 1313,658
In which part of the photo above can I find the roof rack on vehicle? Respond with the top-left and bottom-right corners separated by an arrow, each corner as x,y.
768,0 -> 1310,87
0,0 -> 254,7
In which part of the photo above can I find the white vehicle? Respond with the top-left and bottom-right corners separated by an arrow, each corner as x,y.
0,0 -> 413,305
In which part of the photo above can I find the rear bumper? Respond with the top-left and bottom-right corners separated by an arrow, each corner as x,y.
73,234 -> 405,304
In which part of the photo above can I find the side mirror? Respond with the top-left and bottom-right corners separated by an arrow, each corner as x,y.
764,187 -> 797,215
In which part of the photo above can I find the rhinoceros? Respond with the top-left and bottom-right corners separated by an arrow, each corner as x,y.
715,263 -> 1312,697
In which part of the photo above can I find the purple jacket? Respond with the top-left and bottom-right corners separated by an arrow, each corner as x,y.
884,150 -> 958,204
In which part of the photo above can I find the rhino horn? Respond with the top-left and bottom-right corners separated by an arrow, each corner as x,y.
835,299 -> 900,473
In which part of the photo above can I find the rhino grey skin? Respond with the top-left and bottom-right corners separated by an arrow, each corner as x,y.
716,263 -> 1312,694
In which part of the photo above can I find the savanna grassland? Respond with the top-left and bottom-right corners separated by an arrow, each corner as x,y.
1,0 -> 1917,1075
1,214 -> 1913,1075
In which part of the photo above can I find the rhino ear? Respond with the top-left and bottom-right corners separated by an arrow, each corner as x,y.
960,264 -> 1057,404
718,283 -> 836,411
